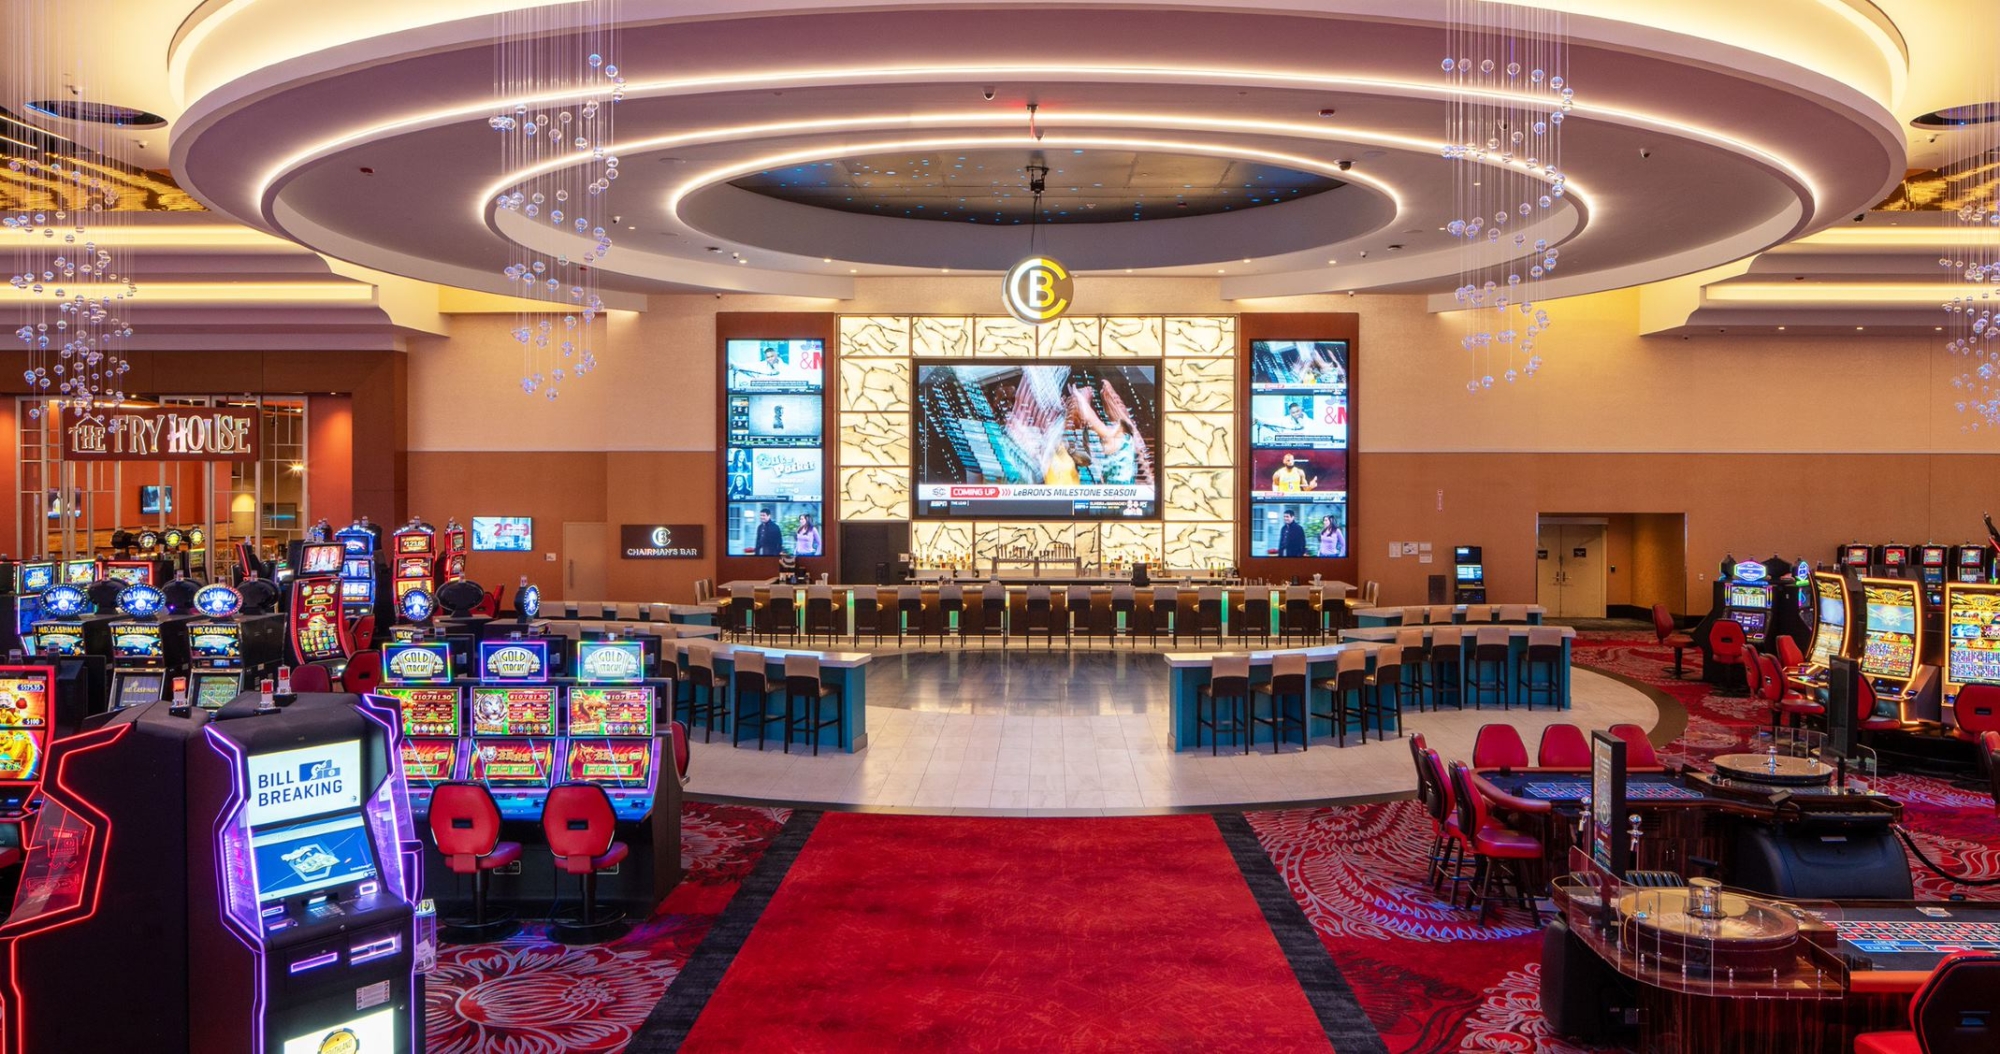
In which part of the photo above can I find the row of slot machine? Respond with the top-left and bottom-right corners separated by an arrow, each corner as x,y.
377,634 -> 682,915
1834,541 -> 1993,609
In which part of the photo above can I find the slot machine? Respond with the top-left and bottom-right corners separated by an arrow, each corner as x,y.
1855,576 -> 1942,723
287,541 -> 353,668
376,641 -> 462,818
466,638 -> 559,822
1793,571 -> 1855,684
1719,559 -> 1775,646
1875,542 -> 1912,578
60,558 -> 98,587
390,519 -> 438,619
0,663 -> 55,881
1838,542 -> 1872,575
440,517 -> 469,583
0,692 -> 421,1053
0,560 -> 54,656
1951,543 -> 1991,585
561,638 -> 684,914
105,583 -> 194,711
186,583 -> 286,711
101,559 -> 162,588
30,584 -> 112,662
334,521 -> 380,628
1917,544 -> 1949,608
1452,545 -> 1485,604
1942,582 -> 2000,727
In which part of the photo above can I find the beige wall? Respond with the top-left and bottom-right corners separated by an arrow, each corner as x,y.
407,277 -> 1992,611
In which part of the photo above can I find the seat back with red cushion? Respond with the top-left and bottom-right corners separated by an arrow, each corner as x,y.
289,664 -> 332,693
1954,683 -> 2000,739
342,649 -> 385,695
1472,723 -> 1530,770
1607,723 -> 1661,768
1448,760 -> 1495,839
1425,749 -> 1457,828
1651,603 -> 1677,644
1982,731 -> 1999,811
1775,635 -> 1804,672
543,783 -> 619,874
1709,619 -> 1746,663
1537,723 -> 1591,768
1754,652 -> 1785,704
350,614 -> 376,651
671,719 -> 690,786
1858,676 -> 1903,730
430,782 -> 504,871
1741,647 -> 1765,697
1891,950 -> 2000,1053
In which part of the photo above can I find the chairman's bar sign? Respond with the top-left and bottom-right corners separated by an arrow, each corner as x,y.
62,407 -> 261,462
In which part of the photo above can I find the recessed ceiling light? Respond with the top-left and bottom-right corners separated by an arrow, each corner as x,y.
1216,268 -> 1226,273
1777,326 -> 1786,331
849,268 -> 858,273
1124,269 -> 1133,273
822,257 -> 832,263
1936,326 -> 1945,331
1326,259 -> 1337,265
941,268 -> 951,273
1855,326 -> 1865,331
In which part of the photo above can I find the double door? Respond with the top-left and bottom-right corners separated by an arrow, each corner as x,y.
1537,522 -> 1607,619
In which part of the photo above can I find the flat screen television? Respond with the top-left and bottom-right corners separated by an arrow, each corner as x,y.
913,361 -> 1160,520
724,338 -> 824,393
471,516 -> 534,552
138,485 -> 173,514
1247,340 -> 1350,558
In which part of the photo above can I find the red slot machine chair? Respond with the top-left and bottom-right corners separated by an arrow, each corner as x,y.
1775,635 -> 1806,675
471,588 -> 500,619
1982,732 -> 2000,814
1607,723 -> 1663,770
1709,619 -> 1749,693
1652,604 -> 1697,679
1472,723 -> 1529,769
349,613 -> 376,651
1536,723 -> 1591,768
1741,644 -> 1766,702
429,782 -> 523,942
541,782 -> 631,944
1857,678 -> 1905,742
671,720 -> 691,787
1852,950 -> 2000,1054
1448,760 -> 1542,926
1949,683 -> 2000,743
341,649 -> 385,695
1762,652 -> 1825,732
289,664 -> 333,693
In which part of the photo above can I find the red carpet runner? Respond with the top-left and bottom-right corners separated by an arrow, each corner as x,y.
677,812 -> 1336,1053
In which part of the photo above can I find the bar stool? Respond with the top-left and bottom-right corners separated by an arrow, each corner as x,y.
541,782 -> 631,944
1364,646 -> 1408,738
895,585 -> 925,648
1281,585 -> 1318,644
761,591 -> 800,648
981,583 -> 1009,648
1311,648 -> 1372,747
1249,652 -> 1310,753
1467,626 -> 1513,710
1025,585 -> 1058,650
731,649 -> 783,749
938,584 -> 965,649
784,653 -> 843,756
1150,588 -> 1178,646
1519,627 -> 1565,710
1194,655 -> 1251,755
851,588 -> 882,646
1194,587 -> 1224,646
804,584 -> 839,645
1396,626 -> 1433,712
1496,604 -> 1532,624
1427,627 -> 1467,711
680,642 -> 727,741
1110,584 -> 1136,646
1240,590 -> 1272,648
428,782 -> 522,943
1463,603 -> 1494,624
1065,588 -> 1094,648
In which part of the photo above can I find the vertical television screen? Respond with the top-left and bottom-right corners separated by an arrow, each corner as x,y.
912,362 -> 1160,520
1248,340 -> 1349,557
724,339 -> 824,555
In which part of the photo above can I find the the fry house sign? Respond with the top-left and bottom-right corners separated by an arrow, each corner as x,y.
62,406 -> 261,462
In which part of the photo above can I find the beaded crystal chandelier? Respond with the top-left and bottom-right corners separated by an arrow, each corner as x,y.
1441,0 -> 1572,393
1938,98 -> 2000,429
490,0 -> 623,400
3,5 -> 139,422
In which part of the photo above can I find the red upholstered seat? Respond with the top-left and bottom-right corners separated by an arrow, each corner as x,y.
1651,605 -> 1696,679
341,649 -> 385,695
1607,723 -> 1661,768
1852,950 -> 2000,1054
1858,678 -> 1904,732
1775,635 -> 1805,674
1472,824 -> 1542,858
1473,723 -> 1530,769
1449,759 -> 1543,924
349,614 -> 376,651
1982,731 -> 1999,813
1952,683 -> 2000,741
289,664 -> 332,693
671,720 -> 691,787
1536,723 -> 1590,768
429,782 -> 520,873
1709,619 -> 1746,664
543,782 -> 630,876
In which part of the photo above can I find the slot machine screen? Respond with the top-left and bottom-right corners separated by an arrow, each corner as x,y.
470,687 -> 556,736
1922,547 -> 1948,568
292,579 -> 346,661
191,624 -> 242,660
384,686 -> 463,738
111,623 -> 164,659
300,544 -> 344,575
575,640 -> 645,684
1860,582 -> 1920,680
194,675 -> 241,710
399,739 -> 458,784
19,562 -> 54,594
562,739 -> 653,788
0,671 -> 51,781
1843,545 -> 1870,567
249,813 -> 379,903
340,580 -> 372,603
34,624 -> 84,657
1962,548 -> 1987,568
102,564 -> 148,586
1884,548 -> 1908,567
1945,587 -> 2000,690
467,739 -> 556,785
383,642 -> 453,685
62,560 -> 95,585
1726,584 -> 1772,610
112,673 -> 164,709
1809,579 -> 1849,666
566,686 -> 656,737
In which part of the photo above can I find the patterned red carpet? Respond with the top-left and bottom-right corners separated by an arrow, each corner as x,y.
676,812 -> 1335,1053
1244,632 -> 2000,1054
423,803 -> 789,1054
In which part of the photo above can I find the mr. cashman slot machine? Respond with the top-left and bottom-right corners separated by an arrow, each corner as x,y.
105,584 -> 192,712
288,542 -> 352,667
187,583 -> 286,711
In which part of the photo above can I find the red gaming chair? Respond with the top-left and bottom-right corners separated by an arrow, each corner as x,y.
289,664 -> 333,693
1852,950 -> 2000,1054
1951,683 -> 2000,742
349,614 -> 376,651
1472,723 -> 1530,770
1652,604 -> 1697,679
1857,678 -> 1905,738
541,783 -> 631,944
1775,634 -> 1806,674
1536,723 -> 1591,768
1762,651 -> 1824,731
1607,723 -> 1663,770
671,719 -> 691,787
1982,731 -> 1999,815
429,782 -> 522,942
1708,619 -> 1748,692
341,649 -> 385,695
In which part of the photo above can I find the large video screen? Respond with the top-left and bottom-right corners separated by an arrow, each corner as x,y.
1860,581 -> 1920,680
1248,340 -> 1349,557
1807,573 -> 1848,666
913,361 -> 1159,520
724,339 -> 824,554
471,516 -> 534,552
1945,585 -> 2000,688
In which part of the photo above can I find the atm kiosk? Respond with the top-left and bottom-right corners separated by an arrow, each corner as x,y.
390,520 -> 438,618
287,542 -> 352,668
1855,577 -> 1941,724
187,583 -> 285,711
1917,544 -> 1950,608
561,638 -> 684,912
0,692 -> 421,1053
335,521 -> 380,628
106,583 -> 193,711
1453,545 -> 1485,604
377,641 -> 462,818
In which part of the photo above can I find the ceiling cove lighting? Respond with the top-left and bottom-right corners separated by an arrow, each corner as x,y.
488,0 -> 622,401
1443,0 -> 1572,394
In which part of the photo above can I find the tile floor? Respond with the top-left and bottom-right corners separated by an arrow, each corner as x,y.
683,651 -> 1655,815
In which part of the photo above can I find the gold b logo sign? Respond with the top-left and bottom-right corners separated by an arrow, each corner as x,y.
1002,256 -> 1073,325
